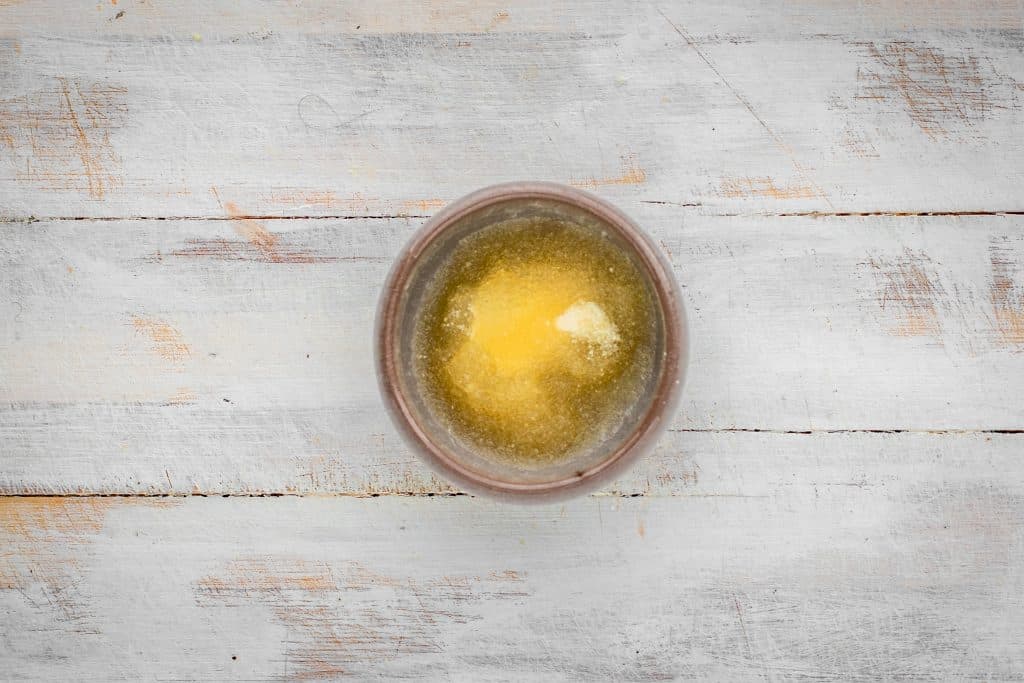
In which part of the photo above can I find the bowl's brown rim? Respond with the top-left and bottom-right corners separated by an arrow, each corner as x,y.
375,181 -> 688,499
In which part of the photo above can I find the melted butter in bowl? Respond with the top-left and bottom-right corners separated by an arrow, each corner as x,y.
377,183 -> 687,500
415,218 -> 657,465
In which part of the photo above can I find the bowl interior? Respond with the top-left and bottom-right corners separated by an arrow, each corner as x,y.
388,194 -> 670,490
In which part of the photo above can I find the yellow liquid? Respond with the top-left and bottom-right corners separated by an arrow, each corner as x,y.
414,217 -> 657,464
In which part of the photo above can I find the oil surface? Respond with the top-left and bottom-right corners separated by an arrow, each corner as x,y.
414,217 -> 657,464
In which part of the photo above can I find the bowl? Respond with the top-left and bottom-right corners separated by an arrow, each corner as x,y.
376,182 -> 687,501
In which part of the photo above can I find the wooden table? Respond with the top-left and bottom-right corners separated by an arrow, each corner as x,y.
2,2 -> 1023,679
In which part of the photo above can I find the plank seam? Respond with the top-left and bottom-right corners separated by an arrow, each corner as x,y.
0,492 -> 472,498
0,491 -> 772,499
668,428 -> 1024,434
729,210 -> 1024,218
0,215 -> 432,222
2,210 -> 1022,223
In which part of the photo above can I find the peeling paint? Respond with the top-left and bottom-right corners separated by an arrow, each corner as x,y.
0,497 -> 110,537
194,558 -> 526,679
0,498 -> 113,624
864,249 -> 946,340
298,452 -> 457,496
259,190 -> 393,214
720,176 -> 822,200
570,155 -> 646,189
399,198 -> 445,213
224,201 -> 280,257
484,9 -> 510,32
163,198 -> 342,263
854,41 -> 1020,139
131,316 -> 192,362
990,237 -> 1024,350
838,125 -> 880,158
0,78 -> 126,198
166,387 -> 197,405
263,190 -> 341,208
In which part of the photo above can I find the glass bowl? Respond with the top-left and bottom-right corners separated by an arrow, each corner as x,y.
376,182 -> 687,501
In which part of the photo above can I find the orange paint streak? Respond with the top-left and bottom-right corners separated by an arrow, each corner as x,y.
990,238 -> 1024,350
263,190 -> 340,207
720,176 -> 821,200
489,569 -> 521,581
865,250 -> 945,341
131,316 -> 192,362
223,201 -> 280,257
260,190 -> 386,214
343,562 -> 403,590
0,498 -> 114,621
167,387 -> 197,405
484,9 -> 510,31
0,497 -> 110,536
893,310 -> 942,338
195,559 -> 526,679
261,190 -> 443,216
0,78 -> 126,197
570,155 -> 647,189
166,239 -> 342,264
196,560 -> 334,594
399,198 -> 445,213
161,198 -> 342,264
855,41 -> 1016,139
58,78 -> 114,198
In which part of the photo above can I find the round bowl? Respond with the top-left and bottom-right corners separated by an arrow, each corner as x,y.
376,182 -> 688,501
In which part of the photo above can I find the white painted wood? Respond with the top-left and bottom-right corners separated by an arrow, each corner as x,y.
1,1 -> 1022,218
3,489 -> 1023,680
2,2 -> 1023,678
1,212 -> 1022,494
0,420 -> 1019,497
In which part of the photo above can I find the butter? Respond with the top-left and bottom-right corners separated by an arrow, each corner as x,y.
415,217 -> 655,463
556,300 -> 621,356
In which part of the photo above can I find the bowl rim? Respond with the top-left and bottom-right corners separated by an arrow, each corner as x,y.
375,181 -> 688,500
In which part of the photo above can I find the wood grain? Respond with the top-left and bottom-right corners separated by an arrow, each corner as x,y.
2,2 -> 1023,678
2,492 -> 1022,680
1,212 -> 1022,494
0,2 -> 1022,219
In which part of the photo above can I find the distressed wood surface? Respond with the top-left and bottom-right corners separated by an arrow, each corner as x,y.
2,212 -> 1024,494
2,1 -> 1024,679
1,2 -> 1023,218
3,489 -> 1023,681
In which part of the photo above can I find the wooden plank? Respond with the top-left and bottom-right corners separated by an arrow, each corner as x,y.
1,421 -> 1020,497
5,0 -> 1023,36
1,2 -> 1022,218
2,487 -> 1022,679
1,212 -> 1022,494
1,3 -> 1021,677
